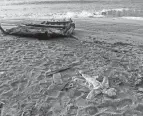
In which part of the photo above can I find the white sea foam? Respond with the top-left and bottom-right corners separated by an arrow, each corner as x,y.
99,8 -> 130,16
122,16 -> 143,20
65,11 -> 104,18
48,11 -> 104,19
0,11 -> 104,19
61,8 -> 130,18
0,7 -> 142,19
101,8 -> 129,12
50,8 -> 131,19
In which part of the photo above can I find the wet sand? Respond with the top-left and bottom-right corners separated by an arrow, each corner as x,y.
0,17 -> 143,116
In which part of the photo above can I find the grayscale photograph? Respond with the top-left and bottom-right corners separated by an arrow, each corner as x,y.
0,0 -> 143,116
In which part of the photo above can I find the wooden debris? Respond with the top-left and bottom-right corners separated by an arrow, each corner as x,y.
0,19 -> 75,38
46,61 -> 80,76
25,24 -> 66,28
40,20 -> 72,25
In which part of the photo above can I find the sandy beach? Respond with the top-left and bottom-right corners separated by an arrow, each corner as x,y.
0,17 -> 143,116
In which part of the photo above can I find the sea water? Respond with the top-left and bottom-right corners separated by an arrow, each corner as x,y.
0,0 -> 143,20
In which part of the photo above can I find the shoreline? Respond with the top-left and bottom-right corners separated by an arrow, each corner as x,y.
1,17 -> 143,45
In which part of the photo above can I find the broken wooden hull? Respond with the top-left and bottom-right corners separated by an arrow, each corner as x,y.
0,19 -> 75,39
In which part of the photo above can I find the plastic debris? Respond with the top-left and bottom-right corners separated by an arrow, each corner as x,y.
86,89 -> 95,100
53,73 -> 63,84
101,76 -> 109,89
76,70 -> 117,100
78,70 -> 101,89
103,88 -> 117,97
72,76 -> 86,86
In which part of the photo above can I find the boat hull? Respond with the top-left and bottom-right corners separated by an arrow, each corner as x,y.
0,19 -> 75,39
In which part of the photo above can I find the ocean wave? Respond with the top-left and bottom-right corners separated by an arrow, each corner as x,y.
100,8 -> 129,15
0,11 -> 105,19
1,8 -> 143,19
38,8 -> 132,18
52,11 -> 104,18
47,8 -> 142,18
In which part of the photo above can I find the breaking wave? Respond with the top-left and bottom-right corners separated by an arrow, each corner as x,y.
51,11 -> 104,19
25,8 -> 143,19
1,7 -> 143,20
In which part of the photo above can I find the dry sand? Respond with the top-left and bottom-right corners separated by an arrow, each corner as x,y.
0,17 -> 143,116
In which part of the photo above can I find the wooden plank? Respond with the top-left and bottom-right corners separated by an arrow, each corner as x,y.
41,20 -> 72,24
25,24 -> 67,28
46,61 -> 80,76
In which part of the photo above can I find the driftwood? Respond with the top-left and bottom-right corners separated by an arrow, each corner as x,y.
46,61 -> 80,76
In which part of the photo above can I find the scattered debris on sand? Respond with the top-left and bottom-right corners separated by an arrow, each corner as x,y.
73,70 -> 117,100
1,23 -> 143,116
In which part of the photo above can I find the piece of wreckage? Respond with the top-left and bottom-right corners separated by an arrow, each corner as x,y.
72,70 -> 117,100
0,19 -> 75,39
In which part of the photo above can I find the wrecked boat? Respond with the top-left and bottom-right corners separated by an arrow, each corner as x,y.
0,19 -> 75,38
